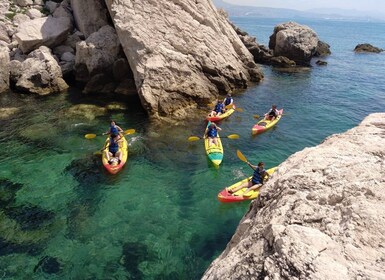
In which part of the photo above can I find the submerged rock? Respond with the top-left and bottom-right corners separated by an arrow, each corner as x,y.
34,256 -> 62,274
106,0 -> 263,120
202,113 -> 385,279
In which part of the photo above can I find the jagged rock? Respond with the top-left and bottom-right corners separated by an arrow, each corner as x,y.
60,51 -> 74,62
59,60 -> 74,77
63,31 -> 82,49
16,0 -> 33,7
9,60 -> 22,83
52,0 -> 73,20
70,0 -> 110,38
26,8 -> 42,19
75,25 -> 120,82
269,22 -> 320,66
106,0 -> 263,120
14,46 -> 68,95
315,40 -> 331,56
12,14 -> 30,26
269,55 -> 296,67
14,16 -> 72,53
0,46 -> 10,93
354,43 -> 383,53
45,1 -> 59,14
202,113 -> 385,280
10,49 -> 26,62
0,23 -> 11,44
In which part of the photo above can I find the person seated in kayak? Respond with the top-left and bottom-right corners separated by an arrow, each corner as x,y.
209,100 -> 225,117
206,122 -> 222,147
103,133 -> 123,165
103,120 -> 123,136
222,93 -> 234,110
264,105 -> 279,121
228,162 -> 269,196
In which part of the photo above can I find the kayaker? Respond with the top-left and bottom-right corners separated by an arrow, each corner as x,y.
206,122 -> 222,147
222,93 -> 234,109
264,105 -> 279,121
228,162 -> 269,196
209,100 -> 225,117
103,134 -> 123,165
103,120 -> 123,136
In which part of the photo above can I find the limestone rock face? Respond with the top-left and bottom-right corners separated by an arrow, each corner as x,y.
202,113 -> 385,280
75,25 -> 120,82
70,0 -> 109,38
106,0 -> 263,120
269,22 -> 320,66
0,46 -> 10,93
14,16 -> 72,53
14,46 -> 68,95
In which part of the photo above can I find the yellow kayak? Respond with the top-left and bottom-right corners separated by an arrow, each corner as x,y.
217,167 -> 277,202
206,105 -> 236,122
204,122 -> 223,166
252,109 -> 283,135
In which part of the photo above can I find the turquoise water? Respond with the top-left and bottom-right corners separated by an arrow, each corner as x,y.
1,18 -> 385,279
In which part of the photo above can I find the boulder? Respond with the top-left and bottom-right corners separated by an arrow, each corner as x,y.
202,113 -> 385,280
26,8 -> 43,19
16,0 -> 33,7
70,0 -> 110,38
75,25 -> 120,82
354,43 -> 383,53
316,60 -> 327,66
0,46 -> 10,93
45,1 -> 59,14
315,40 -> 331,56
12,14 -> 30,26
105,0 -> 263,120
269,22 -> 319,66
14,16 -> 72,53
0,23 -> 11,44
14,46 -> 68,95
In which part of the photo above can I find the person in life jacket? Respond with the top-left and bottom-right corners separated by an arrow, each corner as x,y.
222,93 -> 234,110
206,122 -> 222,146
103,133 -> 123,165
227,162 -> 269,196
209,100 -> 225,117
264,105 -> 280,121
103,120 -> 123,136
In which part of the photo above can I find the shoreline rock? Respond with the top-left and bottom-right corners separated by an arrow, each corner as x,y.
354,43 -> 384,53
202,113 -> 385,280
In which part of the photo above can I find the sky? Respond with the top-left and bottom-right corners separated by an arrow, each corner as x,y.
223,0 -> 385,12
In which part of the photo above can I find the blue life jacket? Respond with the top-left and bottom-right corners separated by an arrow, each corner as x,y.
207,126 -> 217,138
252,168 -> 265,184
214,103 -> 224,113
110,125 -> 119,135
109,137 -> 119,153
224,97 -> 233,106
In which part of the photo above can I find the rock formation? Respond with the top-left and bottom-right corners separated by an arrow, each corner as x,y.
354,43 -> 384,53
12,46 -> 68,95
202,113 -> 385,280
105,0 -> 263,120
14,16 -> 72,54
269,22 -> 329,66
0,46 -> 10,93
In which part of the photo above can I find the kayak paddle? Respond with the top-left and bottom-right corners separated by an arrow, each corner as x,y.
188,134 -> 239,142
85,128 -> 136,139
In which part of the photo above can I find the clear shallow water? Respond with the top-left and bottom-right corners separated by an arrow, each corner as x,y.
1,18 -> 385,279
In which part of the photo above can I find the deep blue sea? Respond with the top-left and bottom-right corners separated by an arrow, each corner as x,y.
0,17 -> 384,279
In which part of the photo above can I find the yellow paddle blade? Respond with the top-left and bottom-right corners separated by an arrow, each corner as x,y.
124,129 -> 136,135
188,136 -> 201,142
235,107 -> 243,112
227,134 -> 239,139
85,134 -> 96,139
253,114 -> 260,119
225,104 -> 234,109
236,149 -> 248,163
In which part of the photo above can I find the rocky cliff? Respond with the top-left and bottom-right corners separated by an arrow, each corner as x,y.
105,0 -> 263,120
202,113 -> 385,280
